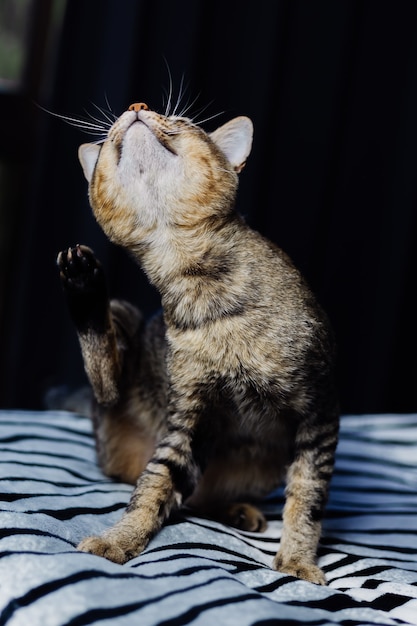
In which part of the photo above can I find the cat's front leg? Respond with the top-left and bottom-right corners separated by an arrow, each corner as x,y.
78,462 -> 182,562
77,388 -> 200,562
274,417 -> 338,585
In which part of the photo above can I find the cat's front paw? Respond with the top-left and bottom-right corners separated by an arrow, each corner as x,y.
273,553 -> 327,585
57,245 -> 108,330
78,536 -> 132,564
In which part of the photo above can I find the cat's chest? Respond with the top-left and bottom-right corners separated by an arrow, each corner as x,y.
166,314 -> 312,419
167,300 -> 298,369
167,319 -> 271,378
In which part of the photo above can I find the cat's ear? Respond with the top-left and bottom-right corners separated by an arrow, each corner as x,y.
78,144 -> 101,182
210,117 -> 253,173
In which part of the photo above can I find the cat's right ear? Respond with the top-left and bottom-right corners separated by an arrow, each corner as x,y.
78,144 -> 101,182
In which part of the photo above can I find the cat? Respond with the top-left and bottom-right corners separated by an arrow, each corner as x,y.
57,101 -> 339,585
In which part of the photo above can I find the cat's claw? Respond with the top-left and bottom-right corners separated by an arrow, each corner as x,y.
273,553 -> 327,585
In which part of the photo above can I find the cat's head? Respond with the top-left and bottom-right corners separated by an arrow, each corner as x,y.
78,103 -> 253,248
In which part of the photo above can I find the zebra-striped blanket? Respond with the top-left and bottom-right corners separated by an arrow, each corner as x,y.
0,410 -> 416,626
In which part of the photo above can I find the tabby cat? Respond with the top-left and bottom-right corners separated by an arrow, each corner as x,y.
57,101 -> 339,585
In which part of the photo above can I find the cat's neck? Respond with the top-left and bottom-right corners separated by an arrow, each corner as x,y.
129,212 -> 251,326
131,213 -> 242,284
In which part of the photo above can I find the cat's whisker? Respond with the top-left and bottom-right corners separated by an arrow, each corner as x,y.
163,60 -> 174,117
89,101 -> 117,125
84,105 -> 114,129
67,120 -> 109,133
160,66 -> 204,124
176,91 -> 202,121
194,110 -> 225,127
172,74 -> 189,117
104,93 -> 113,113
37,104 -> 110,134
162,90 -> 169,117
83,109 -> 113,130
103,94 -> 118,121
162,57 -> 174,116
170,75 -> 183,117
163,87 -> 173,118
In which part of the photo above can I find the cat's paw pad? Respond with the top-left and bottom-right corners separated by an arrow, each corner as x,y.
77,536 -> 130,564
273,553 -> 327,585
224,503 -> 267,532
57,245 -> 108,329
57,245 -> 104,295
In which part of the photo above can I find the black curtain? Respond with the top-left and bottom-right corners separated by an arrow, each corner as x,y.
2,0 -> 417,414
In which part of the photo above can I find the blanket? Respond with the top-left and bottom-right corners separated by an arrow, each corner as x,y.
0,409 -> 416,626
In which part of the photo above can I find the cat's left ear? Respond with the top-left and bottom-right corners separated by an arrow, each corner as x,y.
210,116 -> 253,173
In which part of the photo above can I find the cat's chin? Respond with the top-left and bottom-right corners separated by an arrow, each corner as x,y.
123,119 -> 153,149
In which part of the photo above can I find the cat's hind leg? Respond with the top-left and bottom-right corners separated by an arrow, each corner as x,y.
186,453 -> 268,532
57,245 -> 155,484
192,502 -> 267,532
58,245 -> 128,405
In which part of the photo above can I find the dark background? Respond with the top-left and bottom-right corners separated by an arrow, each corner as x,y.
1,0 -> 417,414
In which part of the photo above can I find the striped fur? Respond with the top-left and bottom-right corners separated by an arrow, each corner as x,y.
57,103 -> 339,584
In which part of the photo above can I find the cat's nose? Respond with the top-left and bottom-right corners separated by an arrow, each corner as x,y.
128,103 -> 149,112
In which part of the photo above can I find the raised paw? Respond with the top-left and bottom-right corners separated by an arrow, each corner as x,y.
57,244 -> 104,295
273,553 -> 327,585
57,245 -> 108,331
78,536 -> 132,564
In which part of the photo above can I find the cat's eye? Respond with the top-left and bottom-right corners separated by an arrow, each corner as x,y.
164,119 -> 198,137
